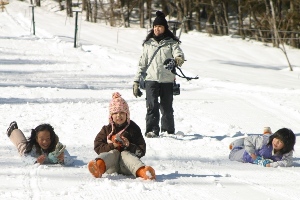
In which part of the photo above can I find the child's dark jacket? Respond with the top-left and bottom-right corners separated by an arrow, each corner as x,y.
94,120 -> 146,158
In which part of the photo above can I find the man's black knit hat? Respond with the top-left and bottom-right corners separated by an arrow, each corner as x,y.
153,11 -> 168,29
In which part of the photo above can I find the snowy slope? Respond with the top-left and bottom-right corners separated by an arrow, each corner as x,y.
1,1 -> 300,199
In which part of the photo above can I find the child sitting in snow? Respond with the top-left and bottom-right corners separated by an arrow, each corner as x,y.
87,92 -> 156,180
229,127 -> 296,167
6,122 -> 67,165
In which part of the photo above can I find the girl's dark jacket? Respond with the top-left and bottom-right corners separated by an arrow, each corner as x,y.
94,120 -> 146,158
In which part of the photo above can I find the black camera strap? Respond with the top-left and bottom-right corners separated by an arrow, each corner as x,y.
141,45 -> 162,77
163,58 -> 199,81
173,66 -> 199,81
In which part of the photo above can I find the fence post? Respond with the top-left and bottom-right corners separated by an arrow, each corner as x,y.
29,5 -> 36,35
73,11 -> 81,48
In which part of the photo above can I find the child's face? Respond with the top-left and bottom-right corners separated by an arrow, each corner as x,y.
272,138 -> 284,150
36,130 -> 51,150
112,112 -> 127,125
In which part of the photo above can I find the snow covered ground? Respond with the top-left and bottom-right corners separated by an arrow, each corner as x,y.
1,1 -> 300,199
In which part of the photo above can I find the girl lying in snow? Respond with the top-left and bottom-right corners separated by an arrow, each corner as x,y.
87,92 -> 156,180
229,127 -> 296,167
6,122 -> 68,165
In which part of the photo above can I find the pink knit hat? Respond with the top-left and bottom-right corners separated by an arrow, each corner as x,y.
109,92 -> 130,124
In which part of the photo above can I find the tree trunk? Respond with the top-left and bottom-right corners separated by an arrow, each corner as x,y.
140,0 -> 145,28
269,0 -> 278,47
82,0 -> 86,11
93,0 -> 98,22
187,0 -> 193,31
195,0 -> 201,31
238,0 -> 244,39
86,0 -> 91,21
110,0 -> 115,26
58,0 -> 63,11
221,1 -> 229,35
127,0 -> 130,27
66,0 -> 73,17
146,0 -> 152,28
161,0 -> 168,15
176,1 -> 183,21
270,1 -> 293,71
35,0 -> 40,7
119,4 -> 126,27
211,0 -> 222,35
290,0 -> 296,47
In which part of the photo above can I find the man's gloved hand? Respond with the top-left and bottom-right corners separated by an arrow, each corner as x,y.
133,82 -> 142,98
48,143 -> 66,164
175,56 -> 184,67
253,156 -> 273,167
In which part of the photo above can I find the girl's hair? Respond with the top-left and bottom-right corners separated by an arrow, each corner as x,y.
25,124 -> 57,154
267,128 -> 296,154
142,29 -> 181,46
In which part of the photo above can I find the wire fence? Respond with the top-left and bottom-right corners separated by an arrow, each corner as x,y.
178,18 -> 300,48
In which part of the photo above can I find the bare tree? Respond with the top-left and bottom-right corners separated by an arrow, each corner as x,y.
237,0 -> 245,38
109,0 -> 116,26
146,0 -> 152,27
140,0 -> 145,28
210,0 -> 222,35
85,0 -> 91,21
35,0 -> 40,7
118,0 -> 126,27
42,0 -> 300,49
93,0 -> 98,22
270,0 -> 293,71
82,0 -> 86,11
66,0 -> 73,17
194,0 -> 202,31
57,0 -> 63,11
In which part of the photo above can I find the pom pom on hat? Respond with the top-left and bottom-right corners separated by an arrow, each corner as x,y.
153,11 -> 168,29
109,92 -> 130,124
156,10 -> 165,18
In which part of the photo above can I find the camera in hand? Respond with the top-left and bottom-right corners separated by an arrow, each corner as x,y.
163,58 -> 177,74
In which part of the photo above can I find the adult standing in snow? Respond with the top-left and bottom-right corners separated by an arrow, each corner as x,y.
87,92 -> 156,180
229,127 -> 296,167
133,11 -> 185,138
5,122 -> 68,165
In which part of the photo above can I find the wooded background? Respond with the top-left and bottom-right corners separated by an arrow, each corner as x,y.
29,0 -> 300,49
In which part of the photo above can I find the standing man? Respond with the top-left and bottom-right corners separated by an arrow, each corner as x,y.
133,11 -> 185,138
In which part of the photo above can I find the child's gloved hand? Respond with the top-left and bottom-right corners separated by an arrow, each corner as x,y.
253,156 -> 273,167
48,143 -> 66,164
112,134 -> 129,147
36,154 -> 46,164
107,135 -> 113,144
116,134 -> 129,147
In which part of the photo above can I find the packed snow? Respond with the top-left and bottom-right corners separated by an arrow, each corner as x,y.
1,1 -> 300,199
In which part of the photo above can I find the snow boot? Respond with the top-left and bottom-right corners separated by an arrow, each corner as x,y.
263,127 -> 272,134
136,166 -> 156,180
6,121 -> 18,137
88,159 -> 106,178
229,138 -> 245,150
145,132 -> 158,138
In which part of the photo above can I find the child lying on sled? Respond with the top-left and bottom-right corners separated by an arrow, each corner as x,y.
6,121 -> 67,165
229,127 -> 296,167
